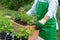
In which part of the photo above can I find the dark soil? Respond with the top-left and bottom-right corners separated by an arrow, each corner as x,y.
14,20 -> 27,26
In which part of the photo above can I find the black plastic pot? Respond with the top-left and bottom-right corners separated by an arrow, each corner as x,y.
6,35 -> 12,40
14,36 -> 28,40
6,35 -> 28,40
22,37 -> 28,40
14,36 -> 20,40
0,33 -> 28,40
0,32 -> 6,39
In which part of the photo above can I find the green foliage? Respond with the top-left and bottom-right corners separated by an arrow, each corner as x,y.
57,7 -> 60,20
58,0 -> 60,5
56,6 -> 60,38
0,15 -> 34,38
0,0 -> 33,10
13,8 -> 36,26
0,8 -> 17,16
13,12 -> 21,21
0,7 -> 36,26
0,0 -> 34,39
13,25 -> 34,38
0,16 -> 14,33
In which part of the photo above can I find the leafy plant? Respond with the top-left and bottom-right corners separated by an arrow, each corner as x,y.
0,16 -> 34,38
0,7 -> 36,26
0,0 -> 33,10
12,25 -> 34,38
0,16 -> 14,33
0,8 -> 17,17
13,8 -> 36,26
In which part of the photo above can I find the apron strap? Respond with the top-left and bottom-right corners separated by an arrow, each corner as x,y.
37,0 -> 49,2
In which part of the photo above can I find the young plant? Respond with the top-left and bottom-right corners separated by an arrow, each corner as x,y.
11,25 -> 34,38
0,16 -> 34,38
0,16 -> 14,33
13,7 -> 36,25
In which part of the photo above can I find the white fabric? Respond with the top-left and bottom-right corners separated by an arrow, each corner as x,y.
27,0 -> 59,30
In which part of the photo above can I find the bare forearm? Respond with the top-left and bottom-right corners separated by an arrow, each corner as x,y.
43,16 -> 50,21
39,16 -> 50,24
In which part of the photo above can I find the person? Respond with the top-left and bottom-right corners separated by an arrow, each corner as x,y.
26,0 -> 59,40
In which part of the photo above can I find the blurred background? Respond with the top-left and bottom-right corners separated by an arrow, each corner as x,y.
0,0 -> 60,39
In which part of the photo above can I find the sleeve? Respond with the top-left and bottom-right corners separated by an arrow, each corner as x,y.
45,0 -> 59,18
26,0 -> 37,16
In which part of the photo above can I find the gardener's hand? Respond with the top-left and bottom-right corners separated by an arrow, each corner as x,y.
39,16 -> 50,25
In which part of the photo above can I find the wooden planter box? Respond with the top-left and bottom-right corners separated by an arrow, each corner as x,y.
11,20 -> 39,40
